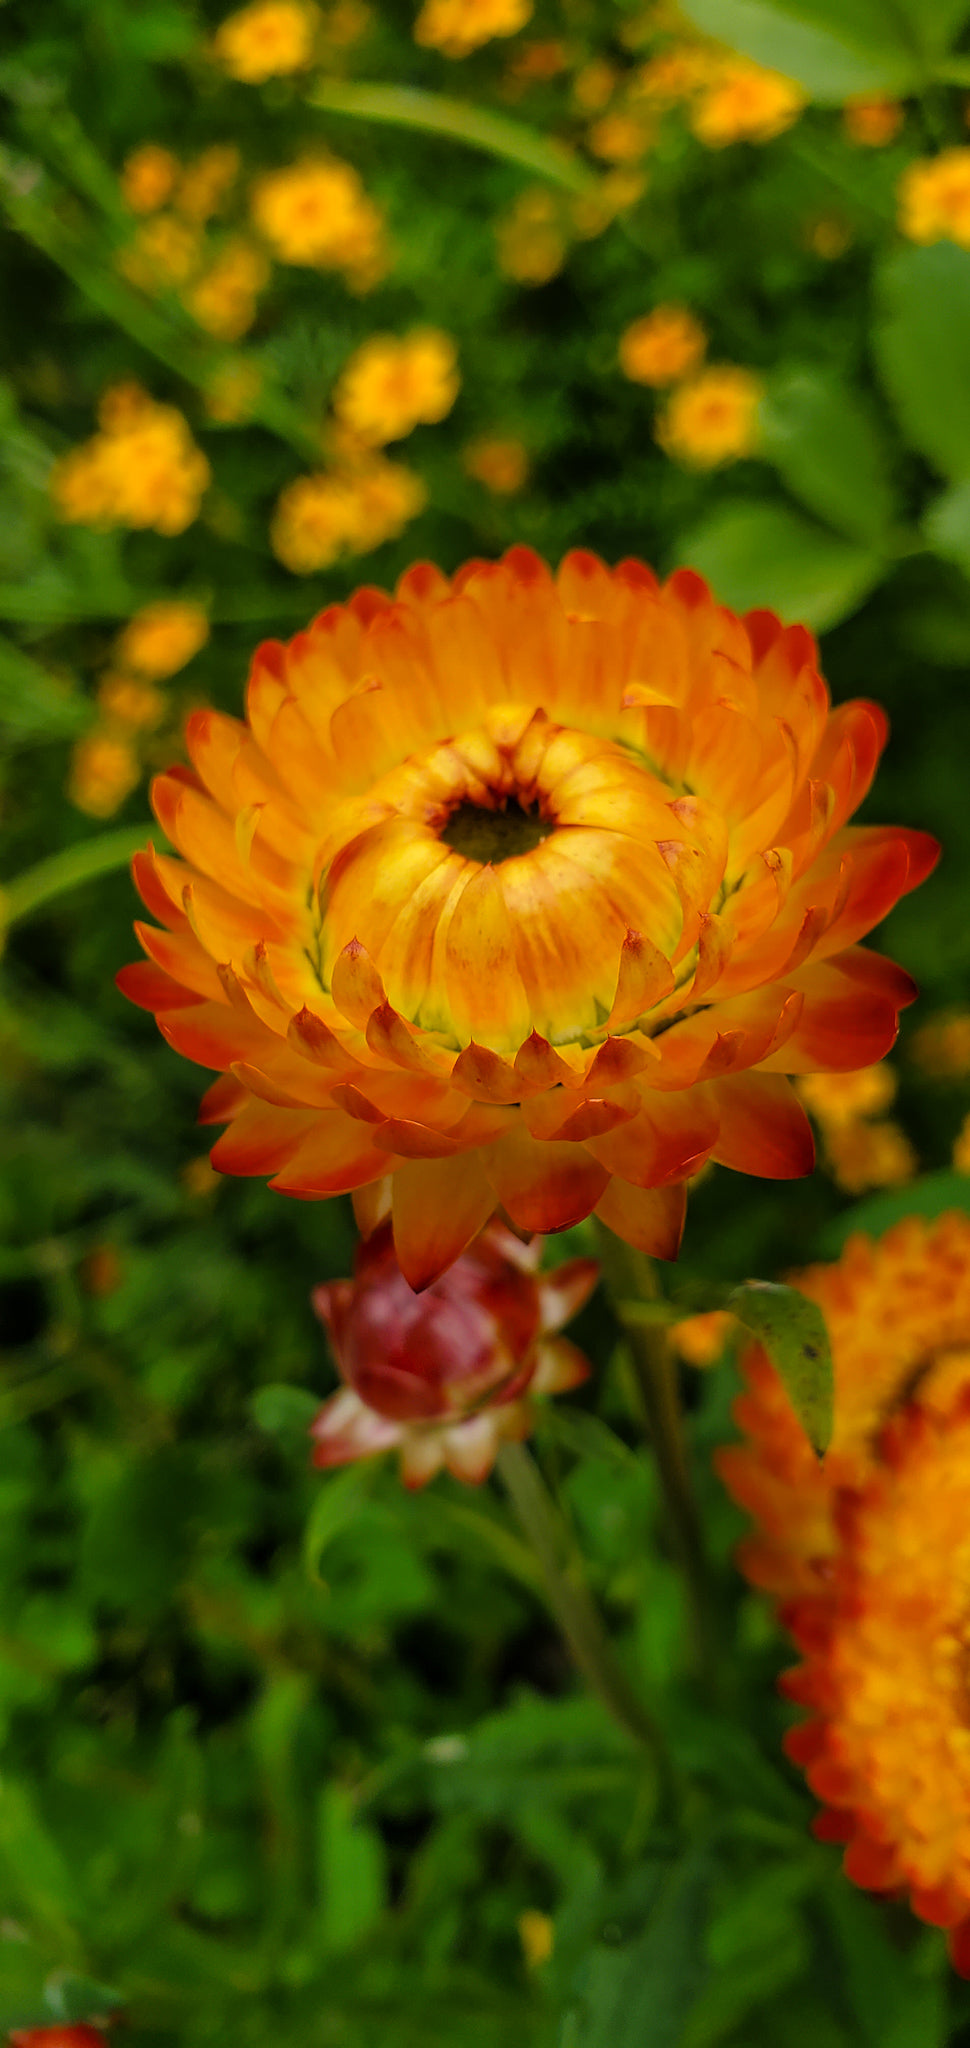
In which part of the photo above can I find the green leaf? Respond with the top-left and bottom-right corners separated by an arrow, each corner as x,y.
822,1885 -> 948,2048
250,1382 -> 321,1442
922,479 -> 970,572
678,0 -> 920,100
0,635 -> 90,743
302,1461 -> 379,1585
562,1846 -> 711,2048
316,1784 -> 387,1951
677,502 -> 885,630
43,1973 -> 126,2025
758,368 -> 896,542
818,1169 -> 970,1253
728,1281 -> 833,1454
875,244 -> 970,482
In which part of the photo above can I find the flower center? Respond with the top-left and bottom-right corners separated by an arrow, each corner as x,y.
440,796 -> 551,864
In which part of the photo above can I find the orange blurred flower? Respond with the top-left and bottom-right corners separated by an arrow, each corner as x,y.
333,331 -> 460,446
120,546 -> 934,1287
185,237 -> 270,340
115,601 -> 210,680
954,1113 -> 970,1172
120,143 -> 179,214
212,0 -> 319,79
10,2029 -> 110,2047
670,1308 -> 733,1366
655,364 -> 762,466
822,1115 -> 916,1193
310,1220 -> 596,1484
463,435 -> 530,493
51,389 -> 210,536
97,674 -> 166,731
911,1010 -> 970,1078
270,457 -> 425,571
117,214 -> 203,292
898,148 -> 970,247
619,305 -> 706,387
250,156 -> 386,286
175,145 -> 241,222
691,58 -> 804,147
203,360 -> 264,423
796,1063 -> 896,1127
415,0 -> 532,57
718,1214 -> 970,1974
69,731 -> 141,817
587,110 -> 653,163
843,95 -> 903,147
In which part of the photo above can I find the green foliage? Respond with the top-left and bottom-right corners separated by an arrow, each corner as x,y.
729,1281 -> 834,1455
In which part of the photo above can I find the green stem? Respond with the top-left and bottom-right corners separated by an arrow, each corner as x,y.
495,1439 -> 669,1777
2,824 -> 149,931
310,78 -> 597,195
594,1224 -> 717,1690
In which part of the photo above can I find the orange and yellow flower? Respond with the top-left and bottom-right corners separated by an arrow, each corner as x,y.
495,187 -> 567,284
619,305 -> 706,387
250,156 -> 386,287
718,1215 -> 970,1974
119,546 -> 935,1289
655,365 -> 763,467
120,143 -> 179,214
414,0 -> 532,58
115,601 -> 210,680
690,57 -> 804,147
898,148 -> 970,247
843,95 -> 904,148
332,331 -> 460,446
212,0 -> 318,79
51,387 -> 210,536
462,435 -> 530,494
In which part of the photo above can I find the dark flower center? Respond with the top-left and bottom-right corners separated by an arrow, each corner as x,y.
441,797 -> 550,864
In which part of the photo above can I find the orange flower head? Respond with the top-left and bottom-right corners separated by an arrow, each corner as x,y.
117,214 -> 204,292
719,1214 -> 970,1974
670,1308 -> 734,1367
69,732 -> 141,817
796,1062 -> 896,1127
656,364 -> 763,467
691,57 -> 804,147
175,145 -> 242,223
414,0 -> 532,58
843,95 -> 904,148
310,1221 -> 596,1485
213,0 -> 319,79
185,237 -> 270,340
116,601 -> 210,680
333,331 -> 460,446
250,156 -> 386,285
97,674 -> 166,731
619,305 -> 706,387
51,394 -> 210,537
899,148 -> 970,247
119,546 -> 935,1289
463,435 -> 530,494
911,1010 -> 970,1078
587,111 -> 653,164
120,144 -> 179,214
821,1115 -> 916,1193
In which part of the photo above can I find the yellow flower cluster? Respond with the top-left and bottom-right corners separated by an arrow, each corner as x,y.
271,454 -> 426,572
796,1064 -> 917,1194
115,601 -> 210,679
184,238 -> 271,340
495,186 -> 567,284
898,148 -> 970,248
117,143 -> 269,339
333,330 -> 460,446
51,385 -> 211,536
250,155 -> 387,289
120,143 -> 241,224
462,434 -> 529,493
655,364 -> 763,468
120,144 -> 180,214
690,57 -> 804,147
212,0 -> 319,80
619,304 -> 706,387
415,0 -> 532,59
68,601 -> 208,819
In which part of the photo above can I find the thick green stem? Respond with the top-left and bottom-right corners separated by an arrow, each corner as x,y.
594,1225 -> 717,1689
496,1439 -> 669,1778
2,824 -> 150,932
310,79 -> 597,195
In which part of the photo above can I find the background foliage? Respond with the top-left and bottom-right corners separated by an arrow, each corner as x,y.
4,0 -> 970,2039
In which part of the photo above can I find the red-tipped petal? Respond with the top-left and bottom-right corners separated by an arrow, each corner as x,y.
117,959 -> 204,1012
709,1073 -> 815,1179
593,1177 -> 686,1259
483,1128 -> 609,1234
391,1150 -> 496,1289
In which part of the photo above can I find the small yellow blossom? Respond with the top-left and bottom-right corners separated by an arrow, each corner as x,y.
823,1119 -> 917,1195
911,1011 -> 970,1079
670,1309 -> 734,1368
462,435 -> 529,493
496,186 -> 566,284
341,455 -> 427,550
118,214 -> 203,293
898,148 -> 970,248
333,331 -> 459,446
51,390 -> 211,537
175,145 -> 241,223
507,38 -> 568,84
572,59 -> 616,113
655,364 -> 762,467
619,304 -> 706,386
251,157 -> 386,287
203,360 -> 264,423
271,455 -> 425,572
631,44 -> 718,107
843,96 -> 904,148
97,381 -> 154,433
796,1065 -> 897,1129
587,110 -> 653,163
322,0 -> 372,44
68,730 -> 141,817
415,0 -> 532,58
213,0 -> 318,79
805,214 -> 853,259
115,601 -> 210,680
953,1113 -> 970,1174
518,1910 -> 554,1968
182,1154 -> 222,1198
690,58 -> 804,147
120,144 -> 180,214
571,168 -> 646,238
96,674 -> 166,730
185,238 -> 270,340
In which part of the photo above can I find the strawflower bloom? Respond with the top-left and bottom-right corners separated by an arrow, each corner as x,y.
212,0 -> 318,79
655,365 -> 763,467
120,143 -> 179,213
795,1062 -> 896,1126
718,1215 -> 970,1974
587,111 -> 653,164
619,305 -> 706,387
462,435 -> 530,494
119,545 -> 935,1288
270,458 -> 425,572
690,57 -> 804,147
115,601 -> 210,680
310,1220 -> 596,1484
843,95 -> 904,147
333,331 -> 460,446
250,156 -> 386,287
414,0 -> 532,58
898,148 -> 970,247
670,1308 -> 734,1367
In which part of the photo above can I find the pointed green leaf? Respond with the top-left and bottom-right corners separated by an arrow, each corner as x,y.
875,244 -> 970,481
758,367 -> 896,543
728,1281 -> 833,1455
677,501 -> 885,632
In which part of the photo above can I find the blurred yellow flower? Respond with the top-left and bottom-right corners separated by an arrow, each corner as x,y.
342,455 -> 427,549
506,36 -> 568,83
120,144 -> 180,214
910,1010 -> 970,1078
68,731 -> 141,817
250,156 -> 386,286
322,0 -> 372,44
631,44 -> 717,107
518,1910 -> 554,1968
690,58 -> 804,147
213,0 -> 318,79
496,187 -> 566,283
51,387 -> 211,537
571,168 -> 646,238
572,59 -> 616,113
899,148 -> 970,248
805,214 -> 853,259
414,0 -> 532,58
185,237 -> 270,340
333,330 -> 459,446
203,359 -> 264,422
655,364 -> 762,467
823,1117 -> 917,1194
271,455 -> 425,571
587,110 -> 653,163
462,434 -> 529,493
115,601 -> 210,679
96,674 -> 167,730
618,304 -> 706,386
843,95 -> 904,148
954,1112 -> 970,1173
670,1308 -> 734,1367
796,1064 -> 897,1128
175,145 -> 242,223
117,214 -> 203,292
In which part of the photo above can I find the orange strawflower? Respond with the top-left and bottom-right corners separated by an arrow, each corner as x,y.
332,331 -> 460,446
899,148 -> 970,247
496,187 -> 567,283
463,436 -> 530,494
911,1010 -> 970,1078
670,1308 -> 733,1367
175,145 -> 241,222
719,1215 -> 970,1975
311,1221 -> 596,1484
690,58 -> 804,147
69,731 -> 141,817
414,0 -> 532,58
250,156 -> 386,287
212,0 -> 319,79
619,305 -> 706,387
51,388 -> 210,536
631,44 -> 718,107
119,546 -> 935,1287
822,1115 -> 916,1193
120,143 -> 179,214
507,38 -> 569,84
843,96 -> 904,148
655,365 -> 763,467
115,601 -> 210,681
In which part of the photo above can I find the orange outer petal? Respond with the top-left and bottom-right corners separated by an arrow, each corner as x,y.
709,1073 -> 815,1178
482,1127 -> 610,1233
592,1178 -> 686,1260
391,1150 -> 497,1290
